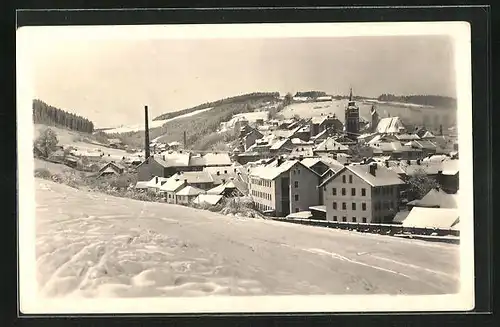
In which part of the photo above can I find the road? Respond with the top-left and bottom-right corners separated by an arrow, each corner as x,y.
35,178 -> 460,298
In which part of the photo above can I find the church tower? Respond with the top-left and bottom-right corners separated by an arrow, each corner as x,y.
370,104 -> 379,133
344,88 -> 360,141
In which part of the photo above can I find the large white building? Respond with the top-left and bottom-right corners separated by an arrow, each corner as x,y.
320,163 -> 405,223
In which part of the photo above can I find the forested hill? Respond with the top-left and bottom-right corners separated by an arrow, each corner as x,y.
377,94 -> 457,108
153,92 -> 280,121
33,99 -> 95,133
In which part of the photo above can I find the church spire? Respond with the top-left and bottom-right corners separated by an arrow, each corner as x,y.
349,87 -> 353,101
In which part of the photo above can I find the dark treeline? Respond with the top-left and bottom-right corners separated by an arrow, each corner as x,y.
294,91 -> 327,98
153,92 -> 280,121
377,94 -> 457,108
33,99 -> 94,133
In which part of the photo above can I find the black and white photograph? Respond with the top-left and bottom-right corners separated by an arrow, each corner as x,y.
17,22 -> 474,313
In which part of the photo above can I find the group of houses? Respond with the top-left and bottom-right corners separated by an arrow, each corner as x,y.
131,95 -> 460,230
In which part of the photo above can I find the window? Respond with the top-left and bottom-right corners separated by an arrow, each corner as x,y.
293,170 -> 296,175
342,202 -> 346,210
333,216 -> 338,221
361,188 -> 366,196
362,203 -> 366,211
362,217 -> 367,223
349,175 -> 353,183
351,188 -> 356,196
352,203 -> 356,210
342,175 -> 346,183
342,216 -> 347,222
352,217 -> 357,222
333,202 -> 337,210
332,188 -> 337,195
342,188 -> 346,196
297,169 -> 301,175
295,208 -> 299,213
294,181 -> 299,188
294,194 -> 299,201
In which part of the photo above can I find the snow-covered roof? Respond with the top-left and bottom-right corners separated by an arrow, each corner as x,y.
402,207 -> 459,229
193,194 -> 224,206
250,160 -> 302,180
408,188 -> 458,209
376,117 -> 406,134
286,211 -> 312,219
159,176 -> 185,192
320,164 -> 404,188
314,137 -> 349,152
145,176 -> 169,189
189,153 -> 232,167
441,159 -> 459,175
176,185 -> 205,196
172,171 -> 214,184
157,151 -> 191,167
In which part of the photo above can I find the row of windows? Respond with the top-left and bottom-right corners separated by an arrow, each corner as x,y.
333,216 -> 367,223
332,201 -> 395,211
292,169 -> 301,175
256,202 -> 272,212
252,190 -> 271,200
333,202 -> 367,211
330,187 -> 397,197
331,187 -> 367,196
251,178 -> 271,187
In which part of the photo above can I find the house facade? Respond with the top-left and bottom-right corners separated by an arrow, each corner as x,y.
249,160 -> 321,216
321,164 -> 404,223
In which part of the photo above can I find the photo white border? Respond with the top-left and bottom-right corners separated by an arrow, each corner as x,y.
17,21 -> 474,314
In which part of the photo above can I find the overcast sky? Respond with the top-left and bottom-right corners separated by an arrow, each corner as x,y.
27,33 -> 456,128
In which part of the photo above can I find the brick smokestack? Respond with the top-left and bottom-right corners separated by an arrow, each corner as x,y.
144,105 -> 150,159
183,131 -> 187,149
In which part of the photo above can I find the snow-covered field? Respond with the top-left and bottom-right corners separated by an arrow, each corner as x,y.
103,107 -> 214,134
35,179 -> 460,298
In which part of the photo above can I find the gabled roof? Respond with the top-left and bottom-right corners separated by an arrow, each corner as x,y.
402,207 -> 459,229
99,161 -> 125,172
193,194 -> 224,206
405,140 -> 438,150
407,187 -> 458,208
176,185 -> 205,196
159,176 -> 186,192
314,137 -> 349,152
320,164 -> 404,188
300,157 -> 323,169
98,166 -> 119,176
270,138 -> 292,150
206,180 -> 246,196
172,171 -> 214,184
394,133 -> 420,141
189,153 -> 232,167
376,117 -> 406,134
145,176 -> 169,189
250,159 -> 317,180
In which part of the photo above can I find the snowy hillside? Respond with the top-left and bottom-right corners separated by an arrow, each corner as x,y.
35,179 -> 459,298
103,107 -> 214,134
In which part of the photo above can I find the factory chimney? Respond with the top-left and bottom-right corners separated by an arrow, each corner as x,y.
144,105 -> 150,160
183,131 -> 187,149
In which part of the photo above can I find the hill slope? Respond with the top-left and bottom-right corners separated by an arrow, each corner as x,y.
35,178 -> 459,298
113,92 -> 281,150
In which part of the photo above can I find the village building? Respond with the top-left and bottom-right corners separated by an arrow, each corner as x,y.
206,180 -> 246,197
309,115 -> 343,138
159,177 -> 186,204
136,151 -> 197,181
437,159 -> 459,194
375,117 -> 407,134
144,176 -> 170,193
108,138 -> 124,149
239,126 -> 264,151
406,187 -> 458,210
313,137 -> 350,156
402,207 -> 459,229
97,161 -> 126,177
193,194 -> 224,206
269,138 -> 294,156
175,185 -> 205,205
170,171 -> 215,191
320,163 -> 405,223
404,139 -> 438,157
189,152 -> 232,168
369,141 -> 423,160
248,158 -> 321,216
